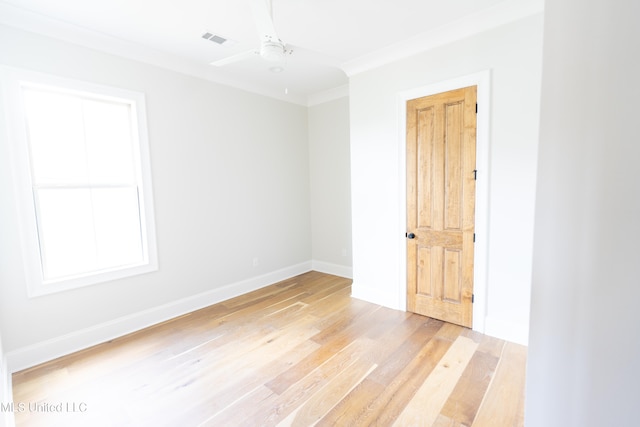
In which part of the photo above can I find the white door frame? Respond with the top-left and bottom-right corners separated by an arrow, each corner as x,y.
397,70 -> 491,333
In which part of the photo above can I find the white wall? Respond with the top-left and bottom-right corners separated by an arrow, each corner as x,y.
526,0 -> 640,425
349,14 -> 544,344
0,325 -> 12,427
308,96 -> 352,277
0,24 -> 311,369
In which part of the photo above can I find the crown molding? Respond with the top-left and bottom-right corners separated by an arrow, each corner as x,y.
341,0 -> 544,77
0,0 -> 544,106
307,84 -> 349,107
0,2 -> 309,106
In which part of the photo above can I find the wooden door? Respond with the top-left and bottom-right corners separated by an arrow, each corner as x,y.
406,86 -> 477,328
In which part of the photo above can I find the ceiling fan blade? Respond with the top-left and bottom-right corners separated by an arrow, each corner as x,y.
251,0 -> 279,42
210,49 -> 258,67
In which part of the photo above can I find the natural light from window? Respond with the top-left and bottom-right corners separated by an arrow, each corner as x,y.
24,87 -> 146,282
1,66 -> 157,296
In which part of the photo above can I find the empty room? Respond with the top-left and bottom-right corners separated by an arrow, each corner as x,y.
1,0 -> 639,426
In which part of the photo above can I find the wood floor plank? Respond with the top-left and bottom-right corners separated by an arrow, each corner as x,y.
298,275 -> 351,304
432,414 -> 468,427
12,272 -> 527,427
393,336 -> 478,426
463,328 -> 505,359
277,361 -> 377,427
306,291 -> 370,332
196,385 -> 274,427
201,343 -> 377,427
322,333 -> 453,426
440,350 -> 501,426
184,339 -> 321,426
265,302 -> 381,395
244,340 -> 377,426
471,342 -> 527,427
314,377 -> 386,427
435,322 -> 467,342
310,302 -> 382,345
358,310 -> 427,367
366,318 -> 444,386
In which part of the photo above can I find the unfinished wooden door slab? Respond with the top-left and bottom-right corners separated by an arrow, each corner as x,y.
406,86 -> 477,328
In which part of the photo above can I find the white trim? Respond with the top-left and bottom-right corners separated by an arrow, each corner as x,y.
397,71 -> 491,334
0,1 -> 543,106
350,282 -> 397,309
311,260 -> 353,279
342,0 -> 544,77
1,354 -> 15,427
0,3 -> 309,106
484,316 -> 528,345
6,261 -> 312,373
0,66 -> 159,297
307,85 -> 349,107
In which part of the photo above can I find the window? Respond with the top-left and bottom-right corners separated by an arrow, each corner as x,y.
1,67 -> 157,296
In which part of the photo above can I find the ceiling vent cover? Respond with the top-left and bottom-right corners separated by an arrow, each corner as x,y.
202,32 -> 237,47
202,33 -> 225,44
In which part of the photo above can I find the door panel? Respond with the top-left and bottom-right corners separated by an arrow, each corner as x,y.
406,86 -> 477,328
443,248 -> 461,303
444,101 -> 464,231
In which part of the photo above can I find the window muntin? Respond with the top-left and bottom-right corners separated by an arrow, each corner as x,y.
1,68 -> 157,296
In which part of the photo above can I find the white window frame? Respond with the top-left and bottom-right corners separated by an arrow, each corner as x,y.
1,66 -> 158,297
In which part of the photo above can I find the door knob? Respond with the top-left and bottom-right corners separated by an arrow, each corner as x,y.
406,233 -> 416,239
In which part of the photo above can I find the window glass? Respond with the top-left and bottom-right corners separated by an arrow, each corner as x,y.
1,67 -> 157,296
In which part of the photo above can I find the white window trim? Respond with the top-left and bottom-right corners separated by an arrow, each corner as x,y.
1,66 -> 158,297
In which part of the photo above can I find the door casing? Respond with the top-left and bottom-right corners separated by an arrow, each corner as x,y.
397,70 -> 491,333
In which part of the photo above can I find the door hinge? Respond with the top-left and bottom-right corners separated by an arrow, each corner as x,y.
472,294 -> 475,303
475,103 -> 478,114
473,169 -> 477,180
473,233 -> 476,243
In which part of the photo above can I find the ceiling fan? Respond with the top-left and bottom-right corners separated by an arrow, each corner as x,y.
210,0 -> 336,68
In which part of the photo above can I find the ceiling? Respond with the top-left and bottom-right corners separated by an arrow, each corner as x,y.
0,0 -> 543,105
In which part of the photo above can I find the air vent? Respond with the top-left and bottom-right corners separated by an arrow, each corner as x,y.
201,32 -> 237,47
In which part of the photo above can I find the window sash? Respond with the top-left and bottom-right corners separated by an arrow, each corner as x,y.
1,66 -> 158,297
33,185 -> 146,283
22,85 -> 139,187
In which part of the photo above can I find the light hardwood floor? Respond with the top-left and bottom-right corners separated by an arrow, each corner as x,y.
12,271 -> 526,427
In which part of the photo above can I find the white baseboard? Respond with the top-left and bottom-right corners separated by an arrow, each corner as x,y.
311,260 -> 353,279
1,353 -> 15,427
350,282 -> 403,311
6,261 -> 313,373
351,284 -> 529,346
483,315 -> 529,346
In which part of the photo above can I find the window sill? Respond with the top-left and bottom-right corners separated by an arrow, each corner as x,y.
27,261 -> 158,298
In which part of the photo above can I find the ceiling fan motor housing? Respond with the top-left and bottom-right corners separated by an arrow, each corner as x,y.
260,40 -> 286,61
